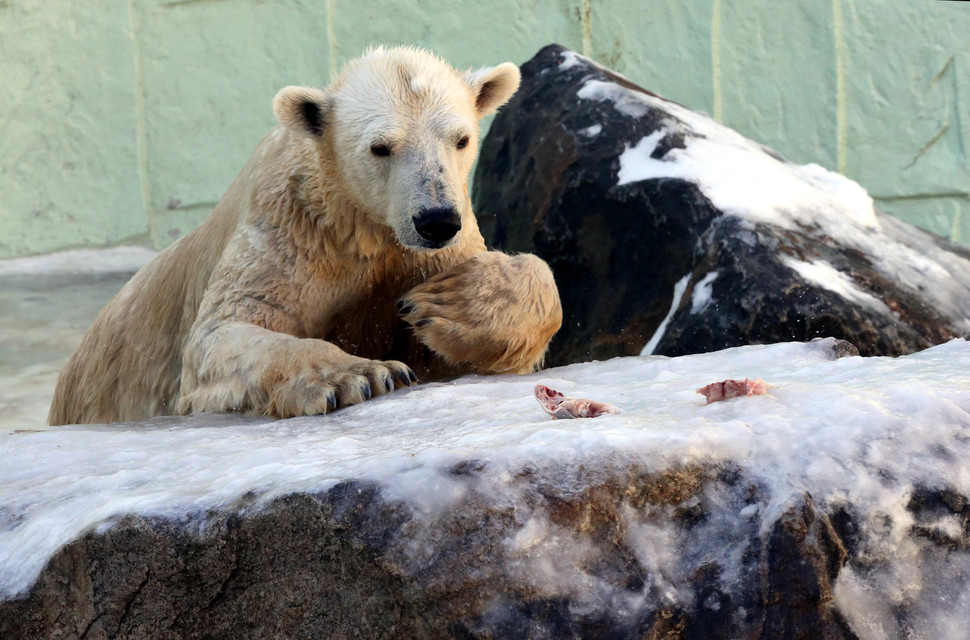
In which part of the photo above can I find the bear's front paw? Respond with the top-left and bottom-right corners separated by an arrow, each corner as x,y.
267,357 -> 416,418
399,252 -> 562,374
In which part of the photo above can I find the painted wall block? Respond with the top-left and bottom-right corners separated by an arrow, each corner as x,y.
718,0 -> 838,169
133,0 -> 335,246
328,0 -> 585,72
0,1 -> 145,258
879,195 -> 969,246
841,0 -> 969,198
589,0 -> 716,120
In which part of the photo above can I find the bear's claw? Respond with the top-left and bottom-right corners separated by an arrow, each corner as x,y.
264,358 -> 416,416
381,372 -> 395,393
393,369 -> 412,387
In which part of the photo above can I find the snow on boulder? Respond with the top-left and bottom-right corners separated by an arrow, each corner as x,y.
473,44 -> 970,366
3,338 -> 970,638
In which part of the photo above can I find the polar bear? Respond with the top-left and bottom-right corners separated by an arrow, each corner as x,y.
48,46 -> 562,426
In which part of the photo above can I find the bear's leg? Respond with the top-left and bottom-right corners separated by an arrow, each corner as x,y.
177,322 -> 415,417
399,252 -> 563,374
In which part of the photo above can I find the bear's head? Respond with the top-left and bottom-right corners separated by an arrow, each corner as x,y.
272,46 -> 520,251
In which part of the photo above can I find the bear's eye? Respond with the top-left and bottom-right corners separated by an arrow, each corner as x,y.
456,136 -> 470,150
371,143 -> 391,157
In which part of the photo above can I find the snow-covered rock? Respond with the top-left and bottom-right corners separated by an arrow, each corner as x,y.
3,338 -> 970,639
473,44 -> 970,366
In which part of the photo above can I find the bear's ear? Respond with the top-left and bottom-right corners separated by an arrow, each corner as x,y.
463,63 -> 521,117
273,86 -> 334,139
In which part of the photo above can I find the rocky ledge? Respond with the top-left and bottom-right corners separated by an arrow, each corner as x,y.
3,338 -> 970,639
473,45 -> 970,366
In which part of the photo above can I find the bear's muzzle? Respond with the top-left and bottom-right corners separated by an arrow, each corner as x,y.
412,206 -> 461,248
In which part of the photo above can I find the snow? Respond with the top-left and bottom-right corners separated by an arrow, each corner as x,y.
690,271 -> 719,314
640,274 -> 690,356
558,50 -> 588,71
615,129 -> 668,185
609,99 -> 880,238
579,80 -> 653,119
572,65 -> 970,332
781,257 -> 893,315
3,338 -> 970,640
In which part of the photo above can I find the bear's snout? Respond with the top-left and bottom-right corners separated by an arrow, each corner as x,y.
412,207 -> 461,248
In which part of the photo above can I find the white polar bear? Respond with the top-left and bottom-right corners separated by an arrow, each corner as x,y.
49,46 -> 562,425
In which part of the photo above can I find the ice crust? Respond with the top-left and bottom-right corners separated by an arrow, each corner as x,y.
0,246 -> 156,276
3,338 -> 970,640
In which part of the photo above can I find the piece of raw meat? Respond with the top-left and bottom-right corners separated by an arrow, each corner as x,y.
535,384 -> 620,419
697,378 -> 769,404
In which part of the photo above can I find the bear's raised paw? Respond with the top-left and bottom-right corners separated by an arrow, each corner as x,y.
399,252 -> 562,375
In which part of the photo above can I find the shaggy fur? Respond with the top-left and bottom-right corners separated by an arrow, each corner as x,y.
49,47 -> 562,425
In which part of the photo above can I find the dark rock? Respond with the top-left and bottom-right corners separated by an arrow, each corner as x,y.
759,495 -> 856,640
1,485 -> 443,640
907,483 -> 970,550
0,463 -> 873,640
473,44 -> 970,364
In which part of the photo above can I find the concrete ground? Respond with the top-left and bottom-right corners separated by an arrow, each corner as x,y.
0,248 -> 155,428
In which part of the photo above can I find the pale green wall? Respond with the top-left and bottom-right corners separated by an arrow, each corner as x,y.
1,0 -> 968,258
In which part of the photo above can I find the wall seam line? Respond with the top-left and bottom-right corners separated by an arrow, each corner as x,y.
326,0 -> 338,79
712,0 -> 722,123
127,0 -> 153,244
833,0 -> 847,174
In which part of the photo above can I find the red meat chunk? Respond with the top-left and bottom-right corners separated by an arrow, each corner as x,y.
697,378 -> 769,404
535,384 -> 620,419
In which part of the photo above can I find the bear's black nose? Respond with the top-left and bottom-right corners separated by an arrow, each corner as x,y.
412,207 -> 461,247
